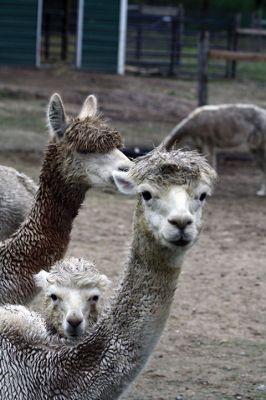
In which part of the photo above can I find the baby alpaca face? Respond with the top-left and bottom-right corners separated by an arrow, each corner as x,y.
34,260 -> 111,339
45,285 -> 101,338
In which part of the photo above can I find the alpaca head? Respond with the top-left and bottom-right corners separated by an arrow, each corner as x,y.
113,149 -> 217,252
47,93 -> 132,189
34,258 -> 110,338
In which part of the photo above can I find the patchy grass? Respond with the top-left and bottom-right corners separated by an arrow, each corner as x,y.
237,61 -> 266,82
0,112 -> 45,134
0,106 -> 46,153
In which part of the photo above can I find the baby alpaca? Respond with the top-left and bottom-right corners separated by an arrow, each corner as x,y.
33,258 -> 110,338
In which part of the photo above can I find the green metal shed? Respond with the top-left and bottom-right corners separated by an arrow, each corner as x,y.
0,0 -> 41,66
0,0 -> 127,74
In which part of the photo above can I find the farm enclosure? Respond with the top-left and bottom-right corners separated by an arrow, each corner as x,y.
0,68 -> 265,399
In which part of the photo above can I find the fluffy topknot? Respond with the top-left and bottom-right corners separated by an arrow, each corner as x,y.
44,257 -> 111,289
65,116 -> 123,153
130,149 -> 217,189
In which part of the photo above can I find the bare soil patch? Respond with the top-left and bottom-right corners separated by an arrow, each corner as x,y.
0,68 -> 266,399
1,66 -> 266,149
1,154 -> 265,400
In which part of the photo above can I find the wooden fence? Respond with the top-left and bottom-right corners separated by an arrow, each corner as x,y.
198,30 -> 266,106
126,5 -> 235,78
126,6 -> 266,80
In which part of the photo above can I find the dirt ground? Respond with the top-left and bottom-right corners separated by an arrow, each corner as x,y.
0,68 -> 266,399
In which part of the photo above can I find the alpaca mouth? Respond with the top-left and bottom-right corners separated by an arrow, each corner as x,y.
67,331 -> 82,339
66,327 -> 84,338
169,238 -> 191,247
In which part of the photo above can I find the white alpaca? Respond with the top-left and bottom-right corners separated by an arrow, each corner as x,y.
0,146 -> 216,399
32,258 -> 110,338
162,103 -> 266,196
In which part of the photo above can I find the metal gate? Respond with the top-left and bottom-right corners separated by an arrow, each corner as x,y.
40,0 -> 78,66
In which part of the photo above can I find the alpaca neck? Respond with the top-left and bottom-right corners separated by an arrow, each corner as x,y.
0,143 -> 88,304
114,203 -> 184,344
19,142 -> 88,256
38,142 -> 88,217
71,202 -> 186,399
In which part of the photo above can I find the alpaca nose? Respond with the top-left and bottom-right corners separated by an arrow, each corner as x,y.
67,317 -> 83,328
118,156 -> 133,172
168,217 -> 193,230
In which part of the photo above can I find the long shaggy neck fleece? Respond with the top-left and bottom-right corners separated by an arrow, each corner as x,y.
69,201 -> 183,399
0,143 -> 88,305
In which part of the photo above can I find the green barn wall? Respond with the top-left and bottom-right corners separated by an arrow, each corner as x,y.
0,0 -> 38,66
81,0 -> 120,72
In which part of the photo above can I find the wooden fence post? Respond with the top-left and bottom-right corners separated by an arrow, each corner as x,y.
231,13 -> 241,78
61,0 -> 70,61
44,12 -> 51,61
197,31 -> 209,106
169,16 -> 178,75
226,25 -> 234,78
169,4 -> 184,76
252,8 -> 263,52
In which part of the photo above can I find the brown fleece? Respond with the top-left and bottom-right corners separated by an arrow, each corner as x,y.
65,116 -> 123,153
0,115 -> 122,305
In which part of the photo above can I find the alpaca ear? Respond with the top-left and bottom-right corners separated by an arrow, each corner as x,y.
112,171 -> 137,195
47,93 -> 67,139
33,270 -> 49,288
79,95 -> 98,120
99,274 -> 112,289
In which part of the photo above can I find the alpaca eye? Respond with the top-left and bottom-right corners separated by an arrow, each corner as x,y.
78,149 -> 89,154
90,295 -> 99,303
199,192 -> 207,202
141,191 -> 152,201
50,294 -> 58,301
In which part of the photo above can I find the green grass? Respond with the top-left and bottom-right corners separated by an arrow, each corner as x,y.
237,61 -> 266,81
127,31 -> 266,82
0,112 -> 45,134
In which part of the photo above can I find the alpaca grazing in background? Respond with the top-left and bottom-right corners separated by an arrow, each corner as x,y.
0,166 -> 37,241
0,143 -> 216,399
0,93 -> 131,305
163,103 -> 266,196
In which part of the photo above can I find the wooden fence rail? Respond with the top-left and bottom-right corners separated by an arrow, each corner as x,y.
236,28 -> 266,36
198,31 -> 266,106
209,49 -> 266,62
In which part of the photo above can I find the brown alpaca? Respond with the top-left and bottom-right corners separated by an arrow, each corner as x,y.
0,93 -> 131,305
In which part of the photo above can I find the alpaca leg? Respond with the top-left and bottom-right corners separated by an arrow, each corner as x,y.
211,147 -> 217,172
254,152 -> 266,196
256,164 -> 266,196
257,182 -> 266,196
202,143 -> 217,171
